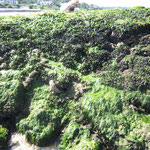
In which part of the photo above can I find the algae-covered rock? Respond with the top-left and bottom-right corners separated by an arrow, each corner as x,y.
0,7 -> 150,150
49,80 -> 61,94
0,8 -> 149,71
0,125 -> 8,150
81,81 -> 150,149
80,48 -> 110,73
17,80 -> 67,146
41,62 -> 79,91
0,70 -> 24,117
59,122 -> 99,150
100,51 -> 150,91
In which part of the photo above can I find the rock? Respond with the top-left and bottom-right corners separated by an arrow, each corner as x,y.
0,63 -> 7,69
10,50 -> 15,54
66,82 -> 85,100
26,51 -> 31,57
74,82 -> 84,94
0,57 -> 4,62
84,20 -> 89,26
116,42 -> 125,48
23,77 -> 33,88
49,80 -> 61,94
32,49 -> 39,56
0,74 -> 24,117
110,43 -> 116,49
22,71 -> 38,88
122,69 -> 132,75
69,5 -> 75,12
28,71 -> 38,78
40,59 -> 49,64
39,60 -> 51,68
110,31 -> 116,37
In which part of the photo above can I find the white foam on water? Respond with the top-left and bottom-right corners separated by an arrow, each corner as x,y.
9,133 -> 58,150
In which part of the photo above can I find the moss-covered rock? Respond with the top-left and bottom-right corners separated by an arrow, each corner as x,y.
81,81 -> 150,149
0,70 -> 24,117
130,56 -> 150,91
79,47 -> 110,73
0,7 -> 150,149
100,50 -> 150,92
59,121 -> 99,150
0,7 -> 149,71
17,80 -> 67,146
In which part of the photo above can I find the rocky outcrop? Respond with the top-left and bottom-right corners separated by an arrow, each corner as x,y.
0,7 -> 150,150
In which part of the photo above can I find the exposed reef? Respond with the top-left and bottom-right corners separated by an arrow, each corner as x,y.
0,7 -> 150,149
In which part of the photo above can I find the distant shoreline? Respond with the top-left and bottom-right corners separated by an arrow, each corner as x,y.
0,8 -> 41,12
101,7 -> 131,9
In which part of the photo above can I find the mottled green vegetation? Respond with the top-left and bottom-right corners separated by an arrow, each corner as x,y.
59,122 -> 99,150
0,7 -> 150,149
79,47 -> 110,73
17,80 -> 68,146
0,70 -> 24,117
100,47 -> 150,92
81,81 -> 150,149
0,7 -> 150,71
0,125 -> 8,150
41,60 -> 80,92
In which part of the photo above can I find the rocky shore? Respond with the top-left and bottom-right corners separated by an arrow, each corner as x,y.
0,7 -> 150,149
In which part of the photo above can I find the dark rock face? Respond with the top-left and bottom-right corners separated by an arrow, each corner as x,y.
69,5 -> 75,12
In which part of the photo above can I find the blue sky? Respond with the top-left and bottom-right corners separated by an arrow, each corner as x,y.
80,0 -> 150,7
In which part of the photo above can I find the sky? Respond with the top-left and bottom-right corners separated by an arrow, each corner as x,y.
80,0 -> 150,7
60,0 -> 150,11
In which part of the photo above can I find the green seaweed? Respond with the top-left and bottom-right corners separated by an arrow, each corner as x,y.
17,80 -> 67,146
0,7 -> 150,149
59,121 -> 99,150
0,70 -> 24,117
0,125 -> 8,150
